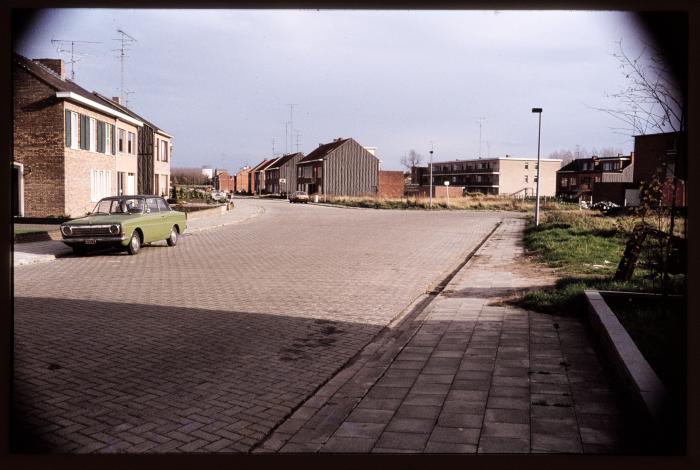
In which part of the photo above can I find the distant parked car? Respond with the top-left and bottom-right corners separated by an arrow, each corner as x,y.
289,190 -> 309,203
211,191 -> 227,201
60,195 -> 186,255
591,201 -> 620,212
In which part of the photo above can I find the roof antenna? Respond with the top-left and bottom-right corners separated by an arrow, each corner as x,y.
50,38 -> 101,81
113,29 -> 137,105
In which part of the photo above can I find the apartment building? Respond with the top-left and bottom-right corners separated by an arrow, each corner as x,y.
263,152 -> 304,196
412,156 -> 562,197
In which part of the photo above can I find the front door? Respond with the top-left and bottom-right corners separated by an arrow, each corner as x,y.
127,174 -> 136,195
12,164 -> 23,217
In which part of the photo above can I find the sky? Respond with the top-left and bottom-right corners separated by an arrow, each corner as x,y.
14,9 -> 654,171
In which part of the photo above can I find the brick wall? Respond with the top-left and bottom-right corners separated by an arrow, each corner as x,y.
434,185 -> 465,198
377,170 -> 405,198
13,66 -> 66,217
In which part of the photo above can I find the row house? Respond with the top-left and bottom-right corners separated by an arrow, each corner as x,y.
556,154 -> 634,201
263,152 -> 304,196
296,138 -> 379,196
248,159 -> 270,195
213,169 -> 234,193
12,53 -> 172,218
412,156 -> 561,197
234,166 -> 251,193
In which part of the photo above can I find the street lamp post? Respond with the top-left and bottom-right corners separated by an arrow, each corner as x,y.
429,149 -> 434,209
532,108 -> 543,226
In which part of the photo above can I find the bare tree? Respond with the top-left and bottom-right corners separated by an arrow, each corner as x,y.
400,150 -> 423,171
171,167 -> 209,185
597,39 -> 684,136
596,40 -> 686,292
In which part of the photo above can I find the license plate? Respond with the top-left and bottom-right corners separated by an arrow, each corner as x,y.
85,239 -> 96,245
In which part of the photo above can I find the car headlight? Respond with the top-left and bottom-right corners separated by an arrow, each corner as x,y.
61,225 -> 72,236
109,224 -> 121,235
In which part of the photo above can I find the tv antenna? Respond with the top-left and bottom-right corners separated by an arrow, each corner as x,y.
112,29 -> 137,105
287,103 -> 299,153
50,38 -> 101,81
295,131 -> 302,153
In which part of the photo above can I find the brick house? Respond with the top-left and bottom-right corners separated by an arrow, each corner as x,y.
249,159 -> 270,195
296,138 -> 379,196
213,169 -> 234,193
234,166 -> 251,194
264,152 -> 304,196
591,132 -> 685,206
556,154 -> 634,202
412,156 -> 561,197
12,53 -> 172,217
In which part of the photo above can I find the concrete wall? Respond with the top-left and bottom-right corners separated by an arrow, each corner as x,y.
498,158 -> 560,196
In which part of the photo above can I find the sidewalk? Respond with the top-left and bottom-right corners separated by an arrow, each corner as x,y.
13,199 -> 266,268
257,218 -> 631,454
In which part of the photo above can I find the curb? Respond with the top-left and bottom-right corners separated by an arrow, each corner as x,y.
583,290 -> 669,436
186,205 -> 266,234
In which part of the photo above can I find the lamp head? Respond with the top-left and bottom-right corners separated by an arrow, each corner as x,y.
532,108 -> 543,113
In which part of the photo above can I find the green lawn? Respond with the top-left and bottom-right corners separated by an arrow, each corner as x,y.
14,227 -> 46,235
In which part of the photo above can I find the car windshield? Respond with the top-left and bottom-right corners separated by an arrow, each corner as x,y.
91,198 -> 144,215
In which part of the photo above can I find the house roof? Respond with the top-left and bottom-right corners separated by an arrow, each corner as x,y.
558,155 -> 632,172
297,138 -> 352,164
266,153 -> 303,170
13,53 -> 170,134
250,159 -> 270,172
91,92 -> 172,137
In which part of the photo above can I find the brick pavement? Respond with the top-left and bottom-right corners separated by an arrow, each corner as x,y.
12,199 -> 505,453
259,218 -> 636,454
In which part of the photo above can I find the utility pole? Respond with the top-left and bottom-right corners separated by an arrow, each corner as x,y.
429,141 -> 434,209
532,108 -> 543,226
51,38 -> 101,81
287,103 -> 298,154
477,117 -> 486,158
113,29 -> 137,105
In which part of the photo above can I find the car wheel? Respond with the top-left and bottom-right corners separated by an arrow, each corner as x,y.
167,226 -> 179,247
127,231 -> 141,255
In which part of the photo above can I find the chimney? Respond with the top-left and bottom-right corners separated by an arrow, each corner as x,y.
112,96 -> 121,104
35,58 -> 65,80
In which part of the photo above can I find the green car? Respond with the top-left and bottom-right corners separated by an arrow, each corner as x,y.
60,195 -> 187,255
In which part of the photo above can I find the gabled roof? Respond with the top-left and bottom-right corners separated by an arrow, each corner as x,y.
259,157 -> 284,171
91,92 -> 171,137
250,159 -> 270,172
266,152 -> 303,170
298,138 -> 352,164
13,53 -> 172,134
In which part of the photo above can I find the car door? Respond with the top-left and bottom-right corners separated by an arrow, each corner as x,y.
157,198 -> 176,237
143,197 -> 163,242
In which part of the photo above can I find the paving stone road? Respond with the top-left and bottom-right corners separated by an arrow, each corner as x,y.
13,199 -> 507,453
259,219 -> 634,454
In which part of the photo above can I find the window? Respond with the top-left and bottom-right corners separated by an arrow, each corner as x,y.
595,176 -> 601,183
90,118 -> 97,152
146,197 -> 160,213
97,121 -> 107,153
64,110 -> 71,147
117,171 -> 126,195
302,166 -> 312,178
524,175 -> 529,183
297,166 -> 302,178
128,132 -> 136,155
79,114 -> 90,150
157,198 -> 170,211
71,112 -> 79,149
160,140 -> 169,162
90,169 -> 111,201
105,124 -> 112,155
118,129 -> 125,153
524,162 -> 529,170
534,176 -> 538,183
570,177 -> 576,186
561,177 -> 568,187
155,138 -> 160,161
